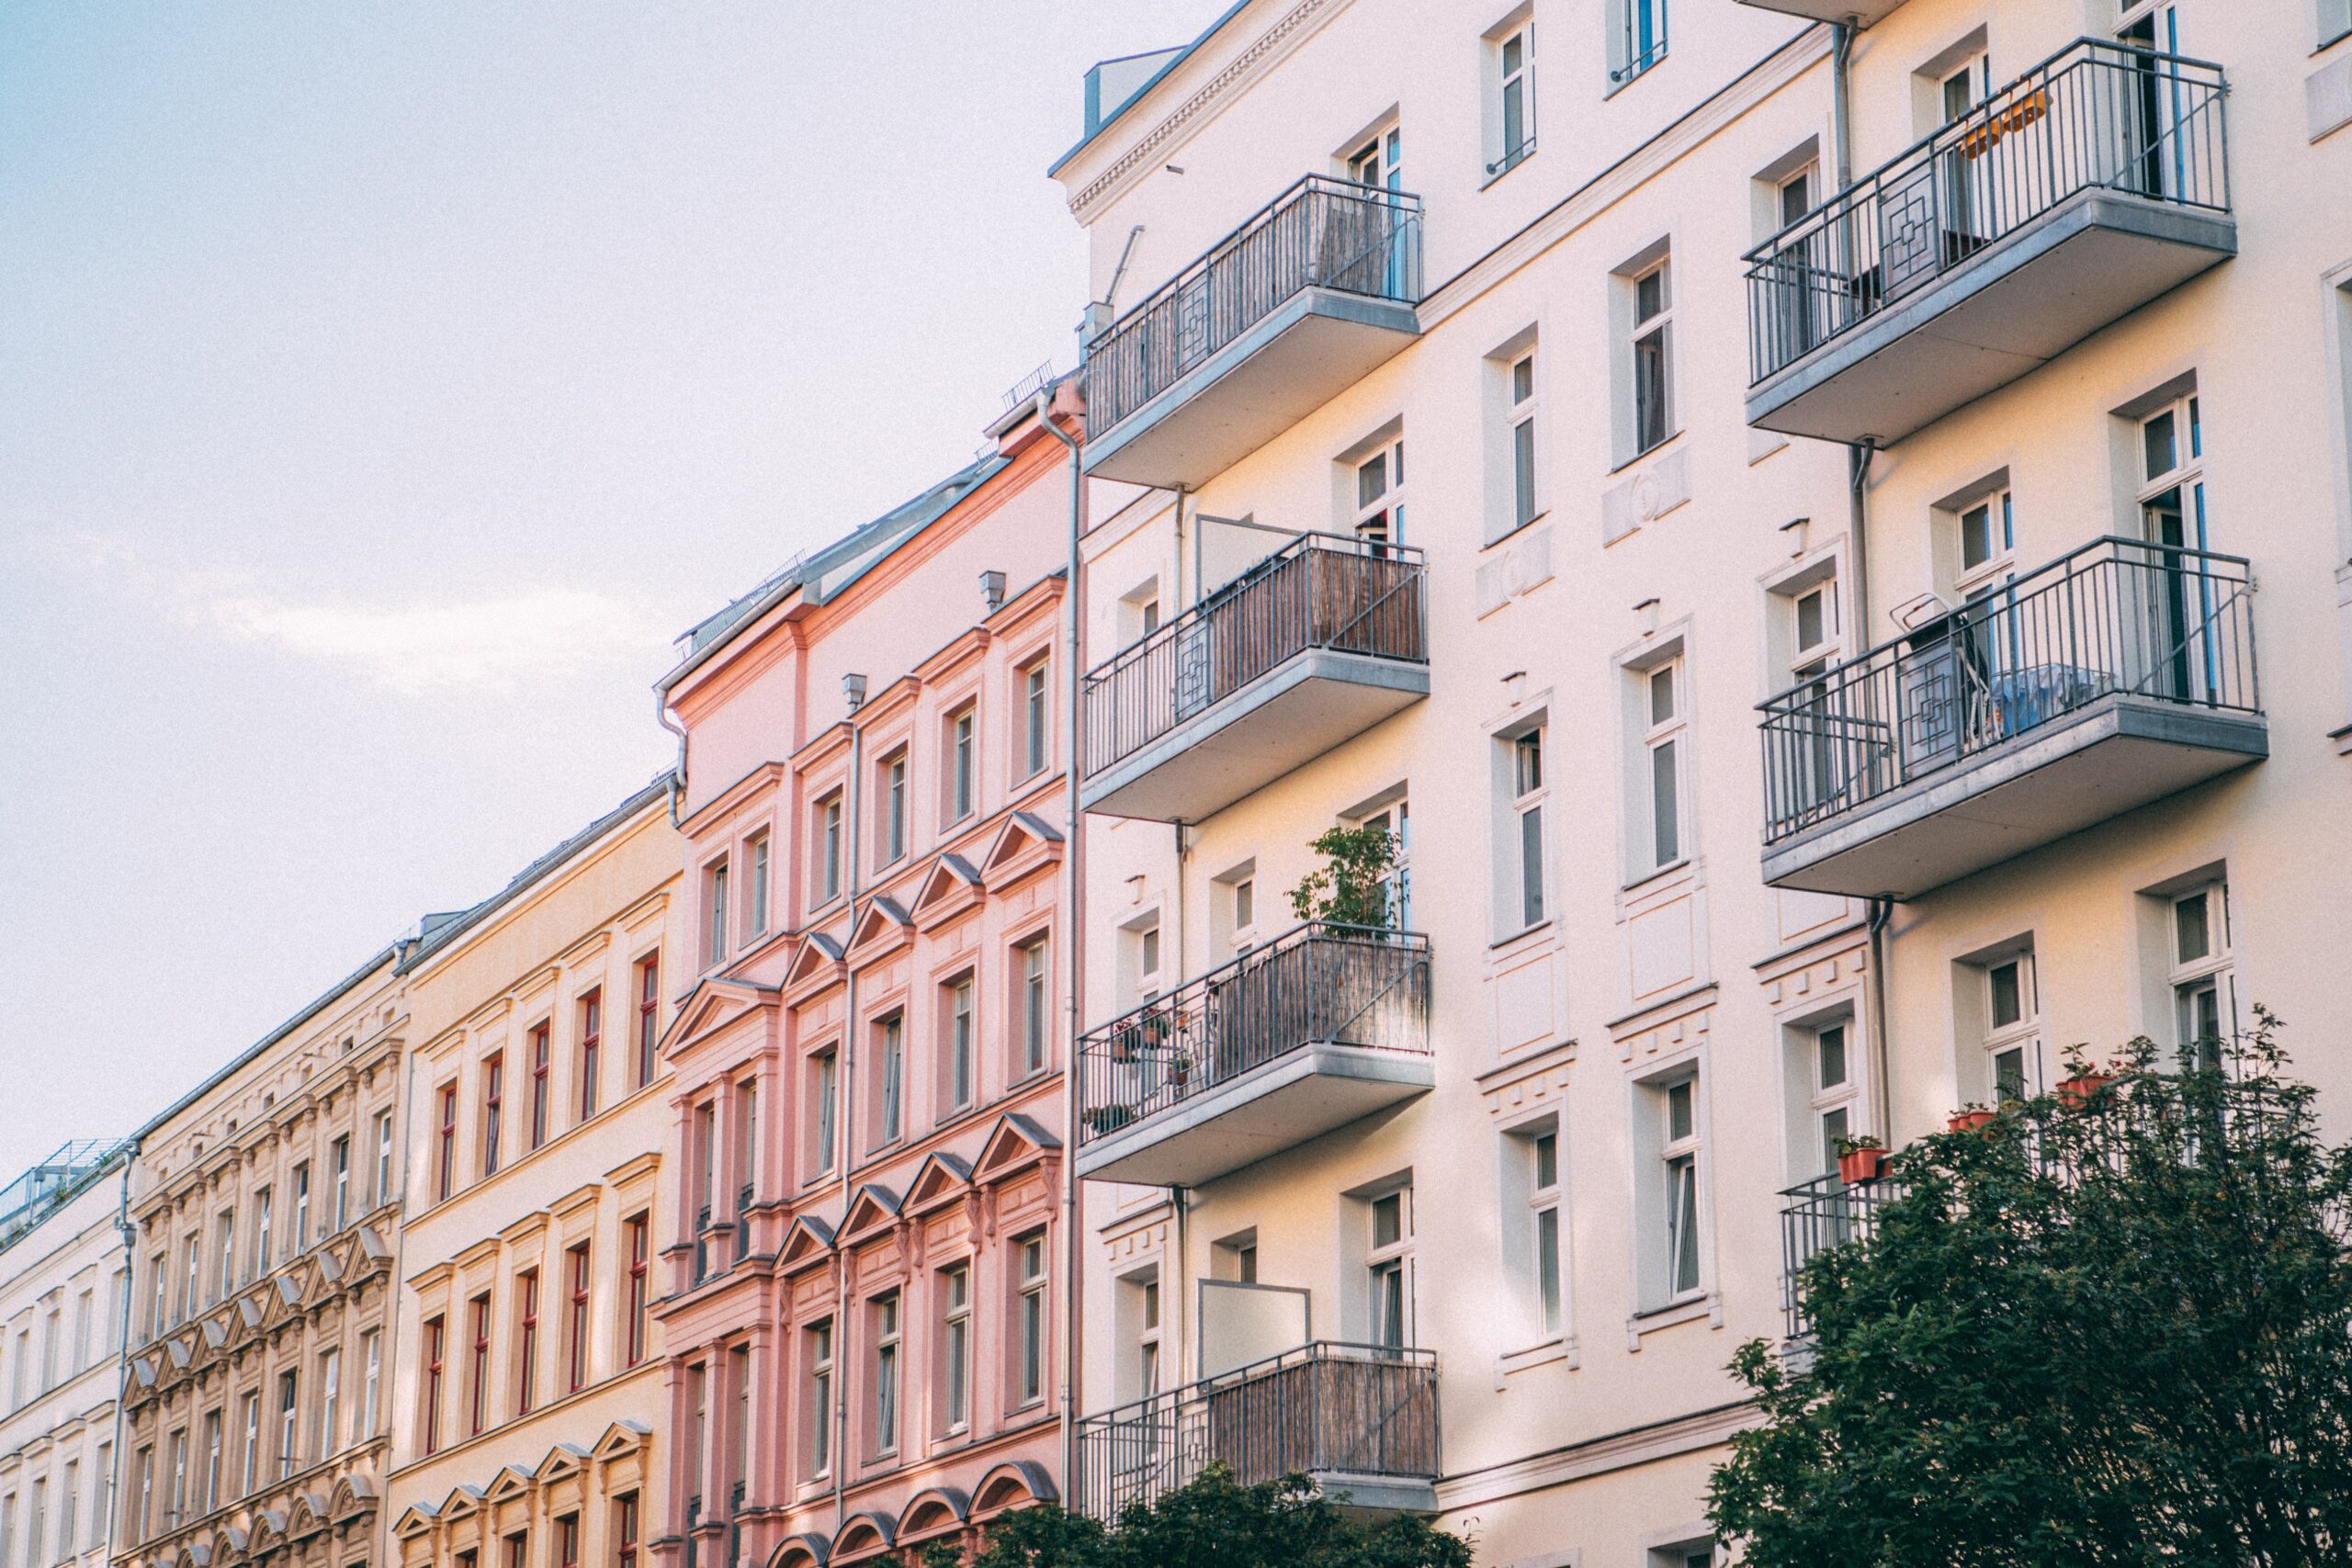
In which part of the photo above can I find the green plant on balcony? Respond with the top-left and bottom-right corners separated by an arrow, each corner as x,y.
1287,823 -> 1400,930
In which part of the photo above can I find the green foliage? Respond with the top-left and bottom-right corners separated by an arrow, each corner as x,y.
1287,824 -> 1400,930
922,1465 -> 1472,1568
1708,1010 -> 2352,1567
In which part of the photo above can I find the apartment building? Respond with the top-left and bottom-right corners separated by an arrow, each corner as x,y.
1052,0 -> 2352,1562
385,780 -> 683,1568
117,953 -> 410,1568
646,389 -> 1093,1568
0,1143 -> 131,1568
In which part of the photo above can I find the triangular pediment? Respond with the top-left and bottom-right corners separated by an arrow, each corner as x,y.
981,810 -> 1064,888
392,1504 -> 440,1540
783,932 -> 846,996
778,1215 -> 837,1275
972,1111 -> 1062,1184
665,978 -> 779,1059
903,1152 -> 972,1215
909,855 -> 983,929
592,1419 -> 650,1462
534,1442 -> 590,1483
438,1485 -> 485,1522
845,897 -> 913,964
839,1182 -> 902,1246
482,1467 -> 532,1504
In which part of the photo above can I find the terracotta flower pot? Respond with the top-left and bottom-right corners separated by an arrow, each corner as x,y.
1838,1146 -> 1890,1185
1948,1110 -> 1997,1134
2057,1070 -> 2114,1108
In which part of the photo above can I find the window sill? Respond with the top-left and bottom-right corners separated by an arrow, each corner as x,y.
1621,857 -> 1691,897
1604,52 -> 1668,100
1481,145 -> 1537,190
1489,919 -> 1553,953
1624,1290 -> 1718,1349
1609,429 -> 1685,478
1493,1334 -> 1577,1385
1481,510 -> 1552,553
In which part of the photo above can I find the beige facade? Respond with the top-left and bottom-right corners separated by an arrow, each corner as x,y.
1055,0 -> 2352,1562
384,780 -> 683,1568
118,955 -> 410,1568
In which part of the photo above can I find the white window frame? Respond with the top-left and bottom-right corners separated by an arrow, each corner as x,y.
1021,660 -> 1051,780
2167,880 -> 2235,1068
1507,726 -> 1547,932
1366,1186 -> 1414,1349
1019,936 -> 1050,1076
1510,351 -> 1540,531
818,792 -> 844,903
1637,655 -> 1689,877
747,832 -> 771,939
1610,0 -> 1668,86
1630,259 -> 1675,457
1016,1232 -> 1049,1408
1983,951 -> 2041,1102
1491,18 -> 1536,176
944,974 -> 976,1113
947,705 -> 977,824
1804,1017 -> 1860,1181
704,857 -> 730,967
807,1320 -> 834,1479
939,1263 -> 971,1436
871,1292 -> 900,1457
1660,1075 -> 1704,1303
1353,435 -> 1407,545
1529,1127 -> 1563,1337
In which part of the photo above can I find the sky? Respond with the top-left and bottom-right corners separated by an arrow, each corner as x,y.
0,1 -> 1224,1179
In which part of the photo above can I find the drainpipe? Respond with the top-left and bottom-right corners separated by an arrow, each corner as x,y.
831,707 -> 866,1546
656,696 -> 690,829
105,1138 -> 142,1561
1027,387 -> 1087,1494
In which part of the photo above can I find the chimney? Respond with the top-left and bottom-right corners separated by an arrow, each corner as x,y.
981,570 -> 1007,614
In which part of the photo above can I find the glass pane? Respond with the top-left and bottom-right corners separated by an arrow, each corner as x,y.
1357,453 -> 1386,505
1989,960 -> 2023,1028
1533,1132 -> 1557,1190
1636,268 -> 1664,323
1511,355 -> 1534,404
1651,739 -> 1679,865
1649,664 -> 1676,725
1669,1158 -> 1700,1292
1372,1192 -> 1403,1248
2175,892 -> 2211,962
1994,1045 -> 2026,1100
1535,1209 -> 1560,1332
1795,587 -> 1826,651
1667,1079 -> 1693,1142
1502,79 -> 1525,159
1502,33 -> 1522,73
1513,417 -> 1537,525
1515,731 -> 1543,794
1817,1024 -> 1847,1088
1961,504 -> 1993,570
1819,1106 -> 1849,1173
2143,410 -> 2177,481
1779,170 -> 1812,227
1520,804 -> 1545,926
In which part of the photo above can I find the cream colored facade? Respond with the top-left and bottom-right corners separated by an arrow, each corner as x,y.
118,955 -> 410,1568
384,780 -> 683,1568
1056,1 -> 2352,1562
0,1144 -> 131,1568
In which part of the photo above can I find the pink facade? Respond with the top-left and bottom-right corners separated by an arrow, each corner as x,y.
651,397 -> 1080,1568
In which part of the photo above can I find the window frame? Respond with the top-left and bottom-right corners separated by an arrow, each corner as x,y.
1630,257 -> 1675,457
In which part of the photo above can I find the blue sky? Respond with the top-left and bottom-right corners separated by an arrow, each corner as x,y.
0,1 -> 1219,1177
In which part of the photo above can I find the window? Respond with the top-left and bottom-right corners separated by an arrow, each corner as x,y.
1509,352 -> 1539,530
1530,1130 -> 1563,1335
1611,0 -> 1668,85
1978,952 -> 2041,1102
939,1264 -> 971,1434
1126,1270 -> 1163,1402
58,1464 -> 76,1559
360,1328 -> 381,1441
132,1450 -> 151,1544
73,1289 -> 92,1372
1019,937 -> 1050,1075
1508,727 -> 1546,930
1022,661 -> 1050,779
1492,19 -> 1535,175
944,976 -> 975,1113
705,857 -> 731,965
150,1254 -> 165,1338
2169,881 -> 2234,1069
481,1054 -> 505,1179
1354,435 -> 1407,545
246,1190 -> 272,1283
578,989 -> 603,1122
515,1269 -> 540,1415
1015,1232 -> 1047,1406
331,1135 -> 350,1232
1657,1076 -> 1704,1302
813,1049 -> 840,1175
373,1111 -> 394,1208
748,833 -> 771,938
2324,0 -> 2352,48
91,1446 -> 109,1552
876,1015 -> 904,1146
1794,1017 -> 1861,1181
566,1242 -> 592,1392
237,1393 -> 259,1495
735,1080 -> 759,1238
636,955 -> 662,1089
616,1495 -> 639,1568
817,793 -> 844,903
626,1216 -> 650,1367
1347,121 -> 1402,193
200,1410 -> 221,1513
1367,1189 -> 1413,1348
275,1370 -> 298,1474
1652,1542 -> 1717,1568
1125,917 -> 1163,1007
292,1163 -> 311,1250
215,1209 -> 236,1302
435,1085 -> 458,1201
1637,658 -> 1687,874
1630,259 -> 1674,455
1232,876 -> 1256,942
870,1292 -> 901,1455
529,1022 -> 552,1149
468,1292 -> 492,1435
948,705 -> 977,822
556,1515 -> 579,1568
1958,488 -> 2016,582
316,1346 -> 341,1459
880,750 -> 910,866
807,1321 -> 834,1478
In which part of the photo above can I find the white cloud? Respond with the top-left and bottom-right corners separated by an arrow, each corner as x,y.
206,586 -> 666,693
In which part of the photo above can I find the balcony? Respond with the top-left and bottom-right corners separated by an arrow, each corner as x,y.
1758,537 -> 2263,899
1781,1172 -> 1905,1340
1745,40 -> 2233,444
1074,1342 -> 1441,1521
1735,0 -> 1910,24
1075,922 -> 1431,1188
1082,534 -> 1427,823
1082,175 -> 1423,489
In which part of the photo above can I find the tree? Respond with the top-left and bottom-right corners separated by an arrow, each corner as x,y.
1708,1012 -> 2352,1566
1287,824 -> 1400,930
922,1465 -> 1471,1568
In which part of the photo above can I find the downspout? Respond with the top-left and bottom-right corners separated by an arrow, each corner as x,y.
831,713 -> 866,1546
656,695 -> 689,829
105,1138 -> 142,1559
1028,389 -> 1087,1492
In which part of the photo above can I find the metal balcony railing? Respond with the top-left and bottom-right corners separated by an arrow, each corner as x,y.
1083,533 -> 1426,780
1758,536 -> 2256,845
726,1481 -> 745,1568
684,1495 -> 701,1568
1082,175 -> 1423,439
1779,1171 -> 1907,1339
1073,1341 -> 1439,1522
1745,39 -> 2229,385
1077,922 -> 1430,1148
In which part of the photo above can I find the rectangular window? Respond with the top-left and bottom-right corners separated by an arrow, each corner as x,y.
578,990 -> 603,1122
2169,880 -> 2234,1069
1022,662 -> 1050,779
1496,22 -> 1534,175
275,1370 -> 298,1474
318,1347 -> 340,1459
556,1515 -> 579,1568
1016,1232 -> 1047,1406
515,1269 -> 540,1415
626,1216 -> 650,1368
215,1209 -> 235,1302
58,1464 -> 75,1559
1019,937 -> 1049,1075
91,1448 -> 109,1552
331,1134 -> 350,1232
877,1015 -> 904,1146
360,1328 -> 380,1441
1640,659 -> 1687,873
1368,1189 -> 1413,1349
818,794 -> 844,902
292,1164 -> 311,1250
939,1263 -> 971,1434
616,1495 -> 639,1568
1631,259 -> 1673,454
200,1410 -> 221,1513
566,1242 -> 592,1393
436,1085 -> 458,1202
237,1393 -> 259,1495
1531,1131 -> 1562,1335
530,1022 -> 552,1149
735,1080 -> 759,1237
1353,434 -> 1407,545
1798,1018 -> 1862,1181
881,752 -> 909,865
636,955 -> 662,1089
949,706 -> 977,822
944,976 -> 975,1112
468,1292 -> 492,1436
705,857 -> 730,965
872,1293 -> 901,1456
374,1111 -> 394,1209
748,833 -> 771,938
807,1321 -> 834,1478
1511,728 -> 1546,929
1510,352 -> 1539,529
813,1050 -> 839,1175
133,1450 -> 151,1544
250,1190 -> 272,1282
1661,1077 -> 1703,1300
481,1053 -> 505,1179
1611,0 -> 1668,85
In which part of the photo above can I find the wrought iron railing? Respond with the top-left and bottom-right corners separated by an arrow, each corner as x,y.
1077,922 -> 1430,1149
1084,533 -> 1426,781
726,1481 -> 745,1568
1745,39 -> 2229,384
1083,174 -> 1423,438
684,1495 -> 701,1568
1074,1341 -> 1439,1522
1779,1171 -> 1907,1340
1758,536 -> 2256,845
